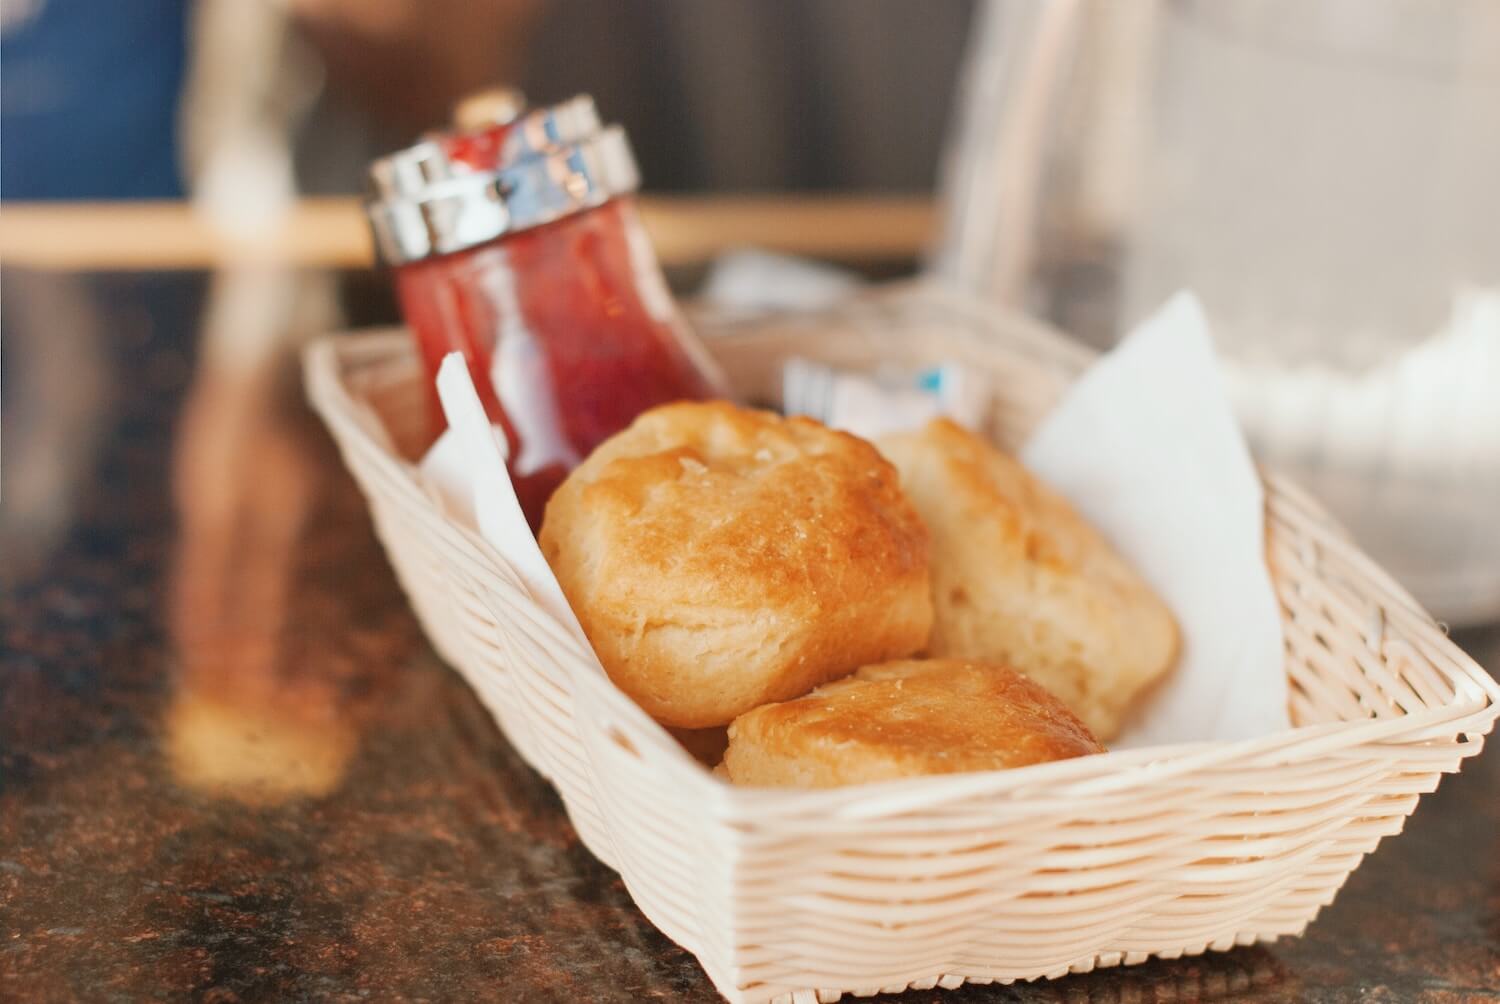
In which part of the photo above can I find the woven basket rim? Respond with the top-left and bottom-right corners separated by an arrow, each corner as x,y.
302,306 -> 1500,819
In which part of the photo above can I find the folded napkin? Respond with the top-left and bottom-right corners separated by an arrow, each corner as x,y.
1023,293 -> 1287,746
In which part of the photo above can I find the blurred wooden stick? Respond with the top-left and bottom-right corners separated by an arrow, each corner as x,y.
0,196 -> 935,271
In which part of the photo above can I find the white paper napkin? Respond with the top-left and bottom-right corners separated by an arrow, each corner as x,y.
428,356 -> 592,648
1022,293 -> 1288,747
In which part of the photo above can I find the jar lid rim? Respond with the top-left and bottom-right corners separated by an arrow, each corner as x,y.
365,126 -> 640,265
366,94 -> 601,203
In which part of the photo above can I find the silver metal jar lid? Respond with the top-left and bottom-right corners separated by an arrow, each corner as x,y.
367,140 -> 461,204
365,126 -> 641,266
500,95 -> 601,164
367,94 -> 598,205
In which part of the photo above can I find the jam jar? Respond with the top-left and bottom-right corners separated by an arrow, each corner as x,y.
365,120 -> 726,528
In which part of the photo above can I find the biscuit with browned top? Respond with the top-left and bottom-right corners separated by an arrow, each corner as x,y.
722,658 -> 1104,787
878,419 -> 1178,740
540,402 -> 933,728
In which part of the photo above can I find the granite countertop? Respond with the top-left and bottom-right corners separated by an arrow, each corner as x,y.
3,271 -> 1498,1003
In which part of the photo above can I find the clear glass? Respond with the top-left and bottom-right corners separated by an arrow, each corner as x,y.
393,199 -> 724,529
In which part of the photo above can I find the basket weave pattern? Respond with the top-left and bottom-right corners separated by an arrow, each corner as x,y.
304,285 -> 1498,1003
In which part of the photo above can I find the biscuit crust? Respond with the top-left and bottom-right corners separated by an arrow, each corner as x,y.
878,419 -> 1178,740
723,659 -> 1104,787
540,402 -> 933,728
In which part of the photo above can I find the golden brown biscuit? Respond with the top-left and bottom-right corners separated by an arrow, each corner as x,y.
722,659 -> 1104,787
540,401 -> 933,728
878,419 -> 1178,740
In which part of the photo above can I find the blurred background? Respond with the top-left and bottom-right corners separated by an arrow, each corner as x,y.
2,0 -> 975,199
3,0 -> 1499,624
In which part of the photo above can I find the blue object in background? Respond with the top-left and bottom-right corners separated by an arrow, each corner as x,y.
2,0 -> 190,199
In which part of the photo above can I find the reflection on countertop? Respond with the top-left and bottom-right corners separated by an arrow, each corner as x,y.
1,268 -> 1498,1002
163,266 -> 361,806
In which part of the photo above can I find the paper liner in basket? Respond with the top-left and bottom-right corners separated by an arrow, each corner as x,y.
428,354 -> 593,654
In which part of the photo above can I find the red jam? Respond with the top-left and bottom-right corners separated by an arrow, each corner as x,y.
440,87 -> 525,171
393,197 -> 722,528
439,123 -> 514,173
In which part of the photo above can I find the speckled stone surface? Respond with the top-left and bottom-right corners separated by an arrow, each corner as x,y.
3,272 -> 1498,1003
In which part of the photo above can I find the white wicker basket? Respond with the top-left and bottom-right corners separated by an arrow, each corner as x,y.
303,282 -> 1498,1004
